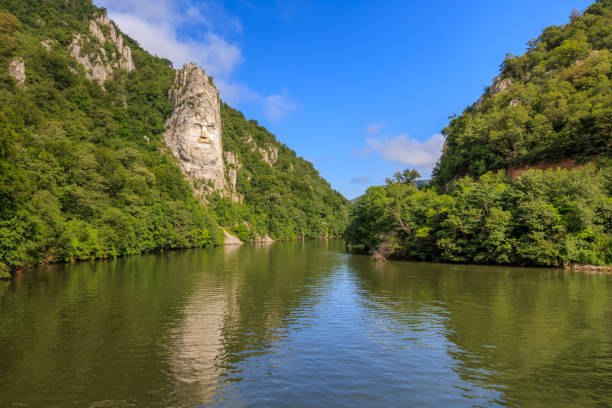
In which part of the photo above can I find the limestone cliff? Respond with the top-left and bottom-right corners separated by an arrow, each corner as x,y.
8,58 -> 25,86
475,74 -> 512,107
164,63 -> 226,192
69,11 -> 134,87
224,151 -> 243,202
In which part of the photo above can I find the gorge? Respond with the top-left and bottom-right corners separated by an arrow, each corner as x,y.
0,1 -> 610,406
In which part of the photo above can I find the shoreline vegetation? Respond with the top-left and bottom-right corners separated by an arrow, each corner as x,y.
345,242 -> 612,274
1,1 -> 610,277
344,164 -> 611,269
344,1 -> 611,268
0,0 -> 349,277
0,235 -> 345,279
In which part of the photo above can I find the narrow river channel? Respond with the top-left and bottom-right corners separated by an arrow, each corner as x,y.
0,240 -> 610,407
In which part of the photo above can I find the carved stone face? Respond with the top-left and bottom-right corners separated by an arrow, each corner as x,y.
194,123 -> 212,144
163,64 -> 226,190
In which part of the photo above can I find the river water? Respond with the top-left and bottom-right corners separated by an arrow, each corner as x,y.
0,240 -> 610,407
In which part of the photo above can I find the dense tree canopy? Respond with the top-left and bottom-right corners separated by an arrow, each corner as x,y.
213,104 -> 349,242
346,1 -> 612,267
433,0 -> 612,187
345,165 -> 611,267
0,0 -> 349,272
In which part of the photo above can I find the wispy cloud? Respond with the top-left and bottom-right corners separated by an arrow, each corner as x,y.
106,11 -> 241,77
365,122 -> 386,135
96,0 -> 298,120
263,90 -> 299,122
360,133 -> 445,176
351,176 -> 370,184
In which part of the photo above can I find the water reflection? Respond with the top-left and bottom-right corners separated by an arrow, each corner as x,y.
0,241 -> 609,407
169,241 -> 345,406
347,257 -> 612,407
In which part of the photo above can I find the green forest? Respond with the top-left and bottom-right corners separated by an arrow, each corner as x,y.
1,0 -> 611,275
345,1 -> 612,267
433,0 -> 611,187
213,104 -> 348,243
0,0 -> 348,276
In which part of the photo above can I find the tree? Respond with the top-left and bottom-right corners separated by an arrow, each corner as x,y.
386,168 -> 421,185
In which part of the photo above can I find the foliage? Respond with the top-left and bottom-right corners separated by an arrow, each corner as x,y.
0,0 -> 349,269
213,104 -> 350,241
0,0 -> 225,268
355,1 -> 612,267
345,167 -> 611,267
386,168 -> 421,185
433,0 -> 612,188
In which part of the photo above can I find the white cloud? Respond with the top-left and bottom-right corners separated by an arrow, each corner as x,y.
95,0 -> 298,120
107,12 -> 241,78
362,134 -> 445,176
97,1 -> 242,78
215,80 -> 260,106
366,122 -> 386,135
262,91 -> 299,122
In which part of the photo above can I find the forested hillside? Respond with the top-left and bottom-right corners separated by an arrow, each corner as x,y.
433,0 -> 611,187
0,0 -> 348,275
214,104 -> 348,242
345,1 -> 612,268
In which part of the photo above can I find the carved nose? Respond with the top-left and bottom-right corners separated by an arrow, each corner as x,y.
197,129 -> 211,144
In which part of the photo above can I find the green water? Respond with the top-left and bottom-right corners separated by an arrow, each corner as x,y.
0,240 -> 610,407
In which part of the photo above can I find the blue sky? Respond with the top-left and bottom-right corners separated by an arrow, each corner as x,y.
97,0 -> 593,199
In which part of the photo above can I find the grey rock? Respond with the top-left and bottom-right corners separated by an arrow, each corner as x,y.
164,63 -> 226,192
220,227 -> 243,245
69,11 -> 134,87
489,75 -> 512,96
8,58 -> 25,86
475,75 -> 512,108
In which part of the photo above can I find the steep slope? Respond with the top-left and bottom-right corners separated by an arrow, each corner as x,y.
0,0 -> 349,271
433,0 -> 612,187
344,1 -> 612,267
163,63 -> 226,192
215,104 -> 349,242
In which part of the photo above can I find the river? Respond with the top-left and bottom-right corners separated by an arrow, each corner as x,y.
0,240 -> 610,407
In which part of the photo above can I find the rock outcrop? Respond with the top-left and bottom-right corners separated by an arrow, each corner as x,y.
8,58 -> 25,86
476,75 -> 513,107
41,39 -> 54,51
258,145 -> 278,166
254,235 -> 274,244
164,63 -> 226,192
489,75 -> 512,96
224,152 -> 243,202
220,227 -> 243,245
224,152 -> 240,190
69,12 -> 134,87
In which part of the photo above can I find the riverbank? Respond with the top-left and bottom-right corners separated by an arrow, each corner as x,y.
564,264 -> 612,274
0,235 -> 341,279
345,243 -> 612,273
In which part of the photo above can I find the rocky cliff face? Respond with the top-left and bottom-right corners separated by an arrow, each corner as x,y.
164,63 -> 226,192
69,11 -> 134,87
476,74 -> 513,107
8,58 -> 25,86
